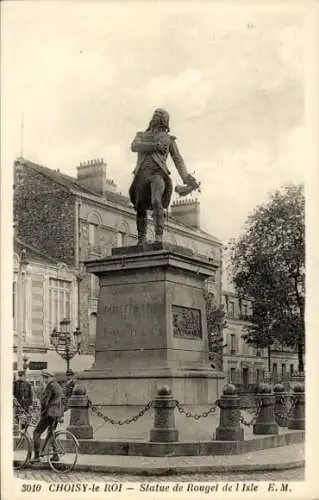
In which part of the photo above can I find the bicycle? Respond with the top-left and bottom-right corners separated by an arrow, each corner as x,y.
13,401 -> 79,473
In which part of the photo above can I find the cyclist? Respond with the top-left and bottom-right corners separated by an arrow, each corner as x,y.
13,370 -> 33,429
32,370 -> 63,463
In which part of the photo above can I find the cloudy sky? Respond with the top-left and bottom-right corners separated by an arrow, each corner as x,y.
3,1 -> 306,245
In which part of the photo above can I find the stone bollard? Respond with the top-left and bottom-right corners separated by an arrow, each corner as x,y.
215,384 -> 244,441
67,384 -> 93,439
149,386 -> 179,442
274,383 -> 289,427
288,384 -> 305,430
253,383 -> 278,435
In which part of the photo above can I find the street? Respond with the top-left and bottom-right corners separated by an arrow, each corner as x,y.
15,468 -> 304,482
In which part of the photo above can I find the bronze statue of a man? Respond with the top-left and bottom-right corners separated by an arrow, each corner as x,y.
129,108 -> 199,245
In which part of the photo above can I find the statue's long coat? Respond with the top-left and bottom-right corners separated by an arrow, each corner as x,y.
129,130 -> 188,210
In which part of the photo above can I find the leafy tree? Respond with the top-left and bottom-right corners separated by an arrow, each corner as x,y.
229,184 -> 305,372
205,292 -> 227,370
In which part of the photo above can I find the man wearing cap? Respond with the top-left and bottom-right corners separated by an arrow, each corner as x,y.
63,370 -> 77,413
33,370 -> 63,462
13,370 -> 33,413
129,108 -> 197,245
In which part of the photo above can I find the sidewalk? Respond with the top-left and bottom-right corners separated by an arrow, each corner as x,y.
25,443 -> 304,475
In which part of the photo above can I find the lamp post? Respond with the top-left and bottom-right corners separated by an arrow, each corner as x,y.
16,249 -> 29,371
23,355 -> 29,373
50,319 -> 82,373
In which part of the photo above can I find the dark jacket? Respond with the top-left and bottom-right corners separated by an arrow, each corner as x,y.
63,379 -> 75,410
13,379 -> 33,410
40,379 -> 63,418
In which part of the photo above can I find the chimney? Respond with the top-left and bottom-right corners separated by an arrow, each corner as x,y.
170,198 -> 200,229
76,159 -> 115,196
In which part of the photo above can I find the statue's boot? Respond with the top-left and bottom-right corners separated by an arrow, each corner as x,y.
153,206 -> 164,244
137,213 -> 147,245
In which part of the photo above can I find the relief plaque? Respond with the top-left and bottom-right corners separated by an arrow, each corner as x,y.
172,305 -> 202,339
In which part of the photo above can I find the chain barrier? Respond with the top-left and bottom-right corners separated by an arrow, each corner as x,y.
175,399 -> 219,420
88,399 -> 153,427
239,399 -> 262,427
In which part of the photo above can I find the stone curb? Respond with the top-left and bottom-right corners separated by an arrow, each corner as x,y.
23,460 -> 305,475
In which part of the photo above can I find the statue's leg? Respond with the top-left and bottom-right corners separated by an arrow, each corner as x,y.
151,176 -> 165,243
136,207 -> 147,245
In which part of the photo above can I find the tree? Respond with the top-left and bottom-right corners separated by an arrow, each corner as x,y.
229,184 -> 305,372
205,292 -> 227,371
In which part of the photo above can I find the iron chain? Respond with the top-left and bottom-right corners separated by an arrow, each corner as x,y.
239,399 -> 262,427
88,399 -> 153,426
175,400 -> 219,420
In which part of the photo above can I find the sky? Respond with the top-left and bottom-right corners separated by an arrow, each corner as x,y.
2,1 -> 306,248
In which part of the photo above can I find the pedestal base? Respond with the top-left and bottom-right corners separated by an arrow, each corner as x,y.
253,423 -> 278,435
215,427 -> 244,441
80,368 -> 225,405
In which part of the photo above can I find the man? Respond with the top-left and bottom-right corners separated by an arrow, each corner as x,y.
13,370 -> 33,413
129,108 -> 198,245
33,370 -> 63,462
63,370 -> 76,412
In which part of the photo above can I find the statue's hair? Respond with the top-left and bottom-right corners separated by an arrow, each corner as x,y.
146,108 -> 170,132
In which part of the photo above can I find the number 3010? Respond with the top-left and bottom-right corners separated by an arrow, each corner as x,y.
21,484 -> 42,492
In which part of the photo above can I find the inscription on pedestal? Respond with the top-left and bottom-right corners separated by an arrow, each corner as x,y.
172,305 -> 202,339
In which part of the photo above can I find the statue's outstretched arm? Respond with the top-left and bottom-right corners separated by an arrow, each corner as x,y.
131,132 -> 158,153
169,139 -> 189,183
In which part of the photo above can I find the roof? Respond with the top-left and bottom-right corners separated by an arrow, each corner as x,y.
15,157 -> 98,196
15,157 -> 221,243
15,157 -> 132,207
14,236 -> 57,264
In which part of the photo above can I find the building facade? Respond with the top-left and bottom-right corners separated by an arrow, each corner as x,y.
222,291 -> 299,390
13,237 -> 86,383
13,157 -> 223,362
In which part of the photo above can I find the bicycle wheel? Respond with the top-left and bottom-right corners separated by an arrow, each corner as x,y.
47,431 -> 79,473
13,432 -> 31,470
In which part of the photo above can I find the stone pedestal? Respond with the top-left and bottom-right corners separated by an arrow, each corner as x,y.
253,385 -> 278,435
215,384 -> 244,441
288,384 -> 305,430
81,243 -> 225,405
67,385 -> 93,439
150,386 -> 179,442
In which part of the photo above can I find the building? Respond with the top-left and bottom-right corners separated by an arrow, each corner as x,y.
13,236 -> 90,383
13,157 -> 223,360
222,291 -> 299,390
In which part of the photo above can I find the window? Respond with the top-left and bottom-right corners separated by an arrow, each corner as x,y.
89,313 -> 97,341
90,275 -> 99,297
88,223 -> 98,246
49,279 -> 72,329
228,301 -> 235,318
256,368 -> 261,384
13,281 -> 17,330
272,363 -> 277,373
117,231 -> 125,247
230,334 -> 236,354
281,364 -> 286,376
290,364 -> 294,375
230,367 -> 236,383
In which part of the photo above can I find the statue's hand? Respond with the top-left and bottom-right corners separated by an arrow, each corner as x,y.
156,142 -> 169,154
184,173 -> 200,188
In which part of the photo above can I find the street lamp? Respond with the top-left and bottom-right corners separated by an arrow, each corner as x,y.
50,319 -> 82,373
22,355 -> 29,373
16,249 -> 29,371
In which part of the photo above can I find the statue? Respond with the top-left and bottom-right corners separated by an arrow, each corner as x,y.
129,108 -> 200,245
